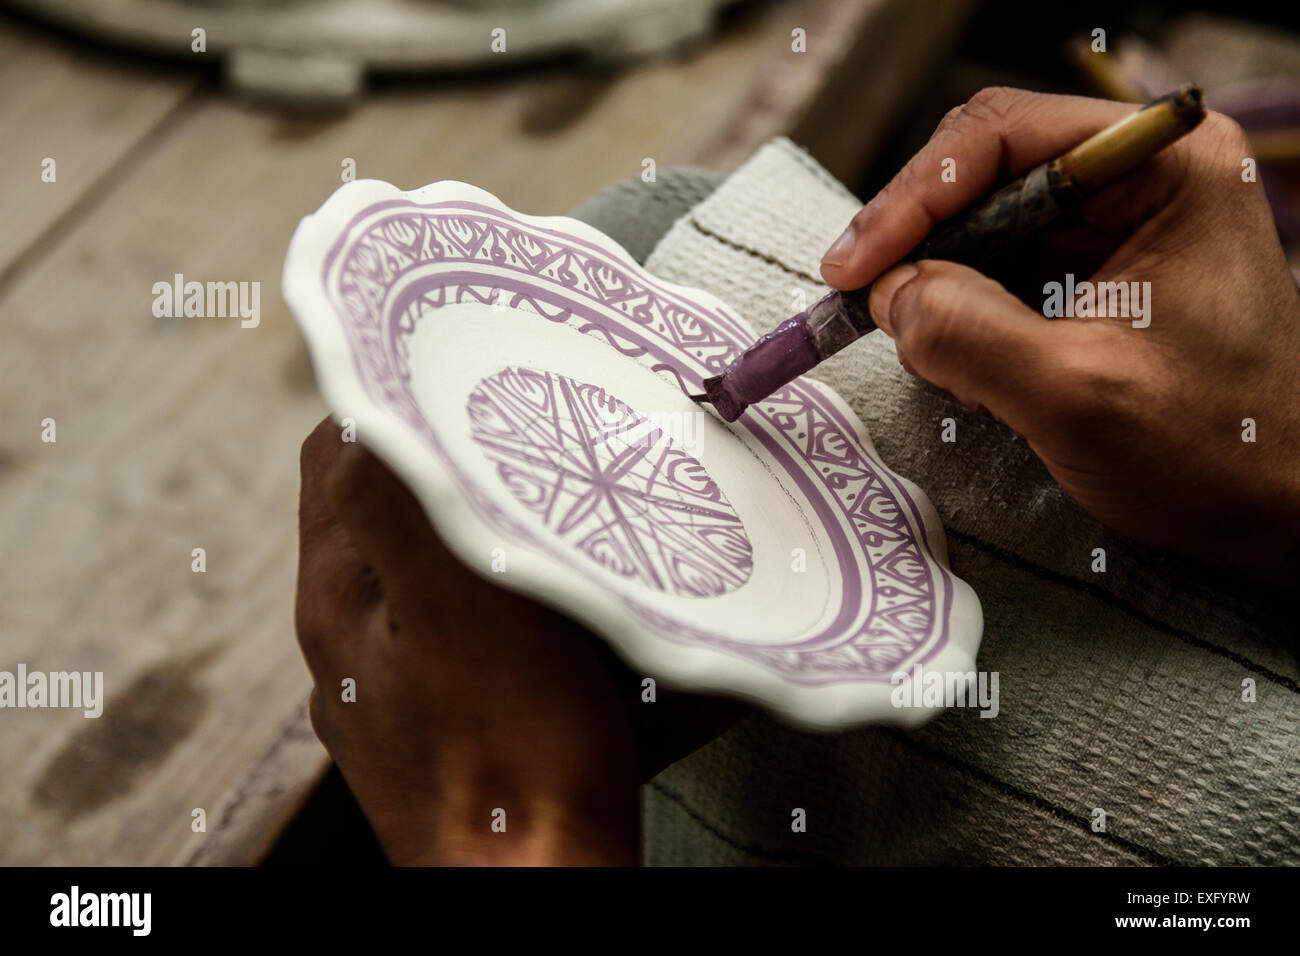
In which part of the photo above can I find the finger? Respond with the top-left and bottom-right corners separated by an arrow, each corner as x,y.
295,418 -> 380,677
298,417 -> 348,553
324,441 -> 447,627
870,259 -> 1099,435
821,88 -> 1136,289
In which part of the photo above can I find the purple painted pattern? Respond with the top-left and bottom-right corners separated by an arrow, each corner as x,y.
320,196 -> 954,682
467,367 -> 752,597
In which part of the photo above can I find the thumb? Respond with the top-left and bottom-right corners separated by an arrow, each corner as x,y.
869,259 -> 1071,429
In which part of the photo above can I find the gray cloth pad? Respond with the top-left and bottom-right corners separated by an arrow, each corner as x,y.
567,143 -> 1298,866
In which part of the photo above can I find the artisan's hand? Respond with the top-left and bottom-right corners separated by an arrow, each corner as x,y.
295,419 -> 740,865
821,88 -> 1300,582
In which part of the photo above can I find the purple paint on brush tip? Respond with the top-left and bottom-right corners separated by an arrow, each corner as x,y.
706,315 -> 819,422
701,374 -> 742,421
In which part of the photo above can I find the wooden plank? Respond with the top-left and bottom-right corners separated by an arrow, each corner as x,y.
0,10 -> 201,282
174,700 -> 326,866
0,0 -> 931,865
790,0 -> 977,184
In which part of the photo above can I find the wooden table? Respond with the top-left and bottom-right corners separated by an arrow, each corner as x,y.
0,0 -> 972,864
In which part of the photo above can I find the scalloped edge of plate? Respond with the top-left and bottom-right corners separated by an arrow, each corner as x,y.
283,178 -> 983,731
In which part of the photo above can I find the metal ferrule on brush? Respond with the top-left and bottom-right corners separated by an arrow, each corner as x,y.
806,290 -> 873,352
701,293 -> 871,420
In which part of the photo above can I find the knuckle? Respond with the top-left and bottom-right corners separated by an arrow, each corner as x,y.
299,422 -> 324,472
964,86 -> 1020,122
849,202 -> 874,231
933,87 -> 1021,140
894,274 -> 963,367
1052,360 -> 1104,419
299,417 -> 339,475
299,433 -> 313,473
934,103 -> 967,136
1049,346 -> 1139,427
1203,110 -> 1250,151
1198,111 -> 1252,176
308,688 -> 332,743
294,587 -> 327,660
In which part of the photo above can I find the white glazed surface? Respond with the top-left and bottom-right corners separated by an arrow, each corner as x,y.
283,179 -> 983,730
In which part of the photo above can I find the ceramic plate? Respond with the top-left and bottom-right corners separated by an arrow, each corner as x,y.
283,180 -> 982,730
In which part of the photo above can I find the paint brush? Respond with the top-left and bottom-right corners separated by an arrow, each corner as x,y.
690,85 -> 1206,422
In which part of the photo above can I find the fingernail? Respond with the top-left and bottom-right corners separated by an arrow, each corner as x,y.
821,224 -> 857,268
868,263 -> 918,337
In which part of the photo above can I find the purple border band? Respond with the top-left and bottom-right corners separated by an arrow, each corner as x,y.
317,193 -> 956,682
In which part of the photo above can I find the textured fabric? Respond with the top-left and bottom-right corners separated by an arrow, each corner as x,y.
568,168 -> 727,267
570,142 -> 1299,866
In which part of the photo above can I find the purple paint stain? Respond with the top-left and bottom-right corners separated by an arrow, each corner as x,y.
467,367 -> 754,598
709,316 -> 817,421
